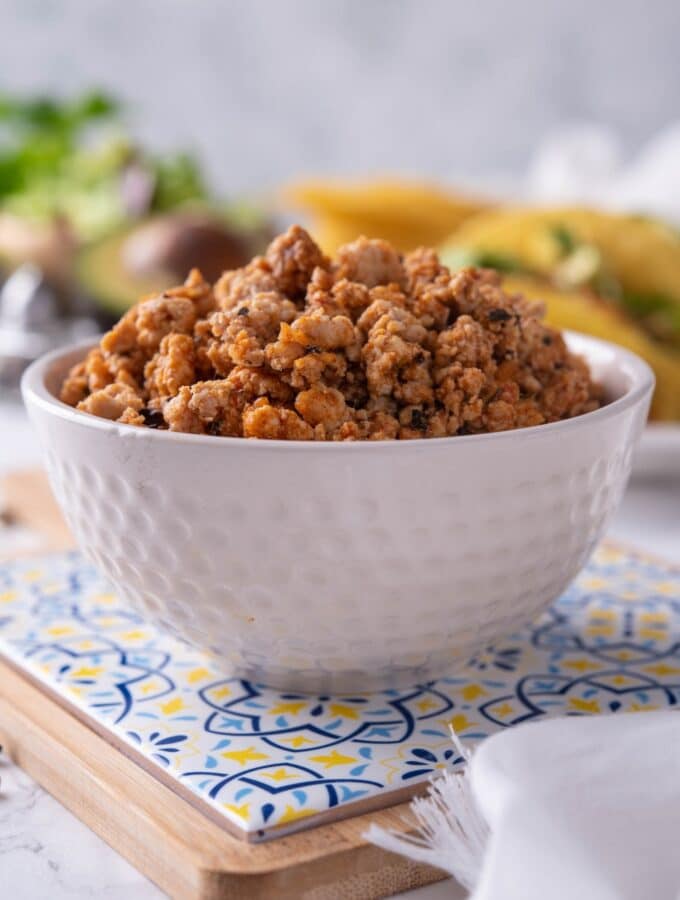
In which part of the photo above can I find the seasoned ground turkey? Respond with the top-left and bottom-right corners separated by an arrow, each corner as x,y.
61,226 -> 601,439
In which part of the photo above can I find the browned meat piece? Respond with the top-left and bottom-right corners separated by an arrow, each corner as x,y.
62,226 -> 601,440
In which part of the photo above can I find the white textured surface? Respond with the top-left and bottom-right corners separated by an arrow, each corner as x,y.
0,758 -> 162,900
23,333 -> 652,692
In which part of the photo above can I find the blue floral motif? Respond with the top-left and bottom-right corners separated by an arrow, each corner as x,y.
401,746 -> 460,780
467,644 -> 522,673
127,730 -> 188,766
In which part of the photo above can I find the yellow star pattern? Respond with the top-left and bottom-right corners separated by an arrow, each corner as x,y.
569,697 -> 600,713
629,703 -> 659,713
308,750 -> 357,769
277,805 -> 317,824
71,666 -> 103,678
640,611 -> 668,623
590,608 -> 617,620
221,746 -> 270,766
280,735 -> 317,748
639,629 -> 665,641
582,577 -> 606,590
328,703 -> 360,719
212,685 -> 232,699
563,659 -> 602,672
22,570 -> 43,582
586,625 -> 615,636
461,684 -> 487,701
644,663 -> 680,677
259,768 -> 298,782
160,697 -> 185,715
654,582 -> 679,596
268,701 -> 308,716
224,802 -> 250,820
449,713 -> 476,734
187,667 -> 211,684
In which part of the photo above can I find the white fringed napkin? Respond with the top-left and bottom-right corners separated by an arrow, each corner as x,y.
369,711 -> 680,899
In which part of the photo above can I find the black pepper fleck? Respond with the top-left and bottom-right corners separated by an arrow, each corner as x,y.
237,306 -> 249,316
141,408 -> 166,429
306,345 -> 322,354
488,308 -> 512,322
0,509 -> 17,527
542,335 -> 553,346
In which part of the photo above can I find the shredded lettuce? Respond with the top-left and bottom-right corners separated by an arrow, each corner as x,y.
0,90 -> 209,239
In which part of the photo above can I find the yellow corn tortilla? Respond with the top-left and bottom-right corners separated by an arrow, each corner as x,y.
283,178 -> 489,253
445,207 -> 680,342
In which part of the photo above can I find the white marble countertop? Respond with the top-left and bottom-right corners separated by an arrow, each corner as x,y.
1,400 -> 678,899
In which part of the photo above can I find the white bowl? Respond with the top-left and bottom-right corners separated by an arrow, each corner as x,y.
22,332 -> 653,692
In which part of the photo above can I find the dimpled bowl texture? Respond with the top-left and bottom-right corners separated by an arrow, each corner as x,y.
22,332 -> 653,692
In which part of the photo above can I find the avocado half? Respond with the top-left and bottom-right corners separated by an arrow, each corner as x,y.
77,211 -> 257,316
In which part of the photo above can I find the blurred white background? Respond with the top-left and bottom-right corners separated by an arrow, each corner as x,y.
2,0 -> 679,194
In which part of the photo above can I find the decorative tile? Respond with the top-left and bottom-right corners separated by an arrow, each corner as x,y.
0,544 -> 679,838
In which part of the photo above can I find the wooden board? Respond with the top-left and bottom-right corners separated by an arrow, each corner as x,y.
0,469 -> 446,899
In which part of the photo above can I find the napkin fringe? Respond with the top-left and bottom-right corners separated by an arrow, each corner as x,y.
365,729 -> 488,889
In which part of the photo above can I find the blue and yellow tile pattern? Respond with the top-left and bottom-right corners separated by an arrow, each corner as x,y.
1,544 -> 679,836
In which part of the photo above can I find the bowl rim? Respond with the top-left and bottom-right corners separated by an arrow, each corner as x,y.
22,331 -> 655,452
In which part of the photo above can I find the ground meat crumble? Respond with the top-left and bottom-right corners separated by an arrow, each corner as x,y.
61,226 -> 601,440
